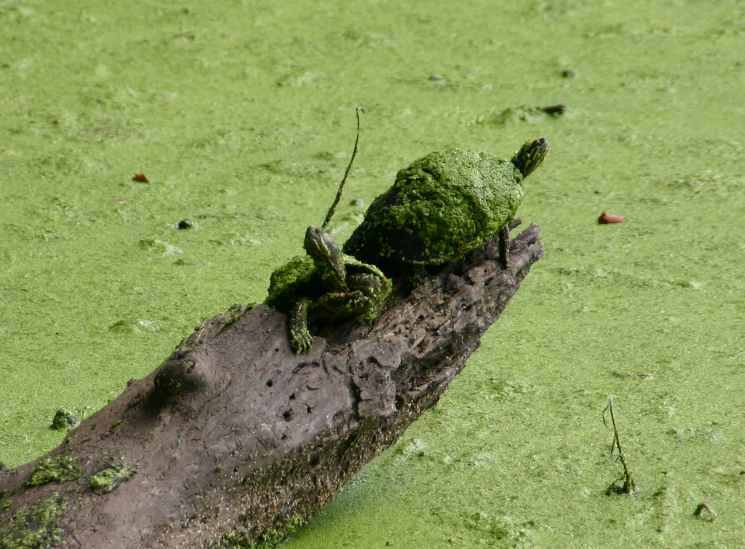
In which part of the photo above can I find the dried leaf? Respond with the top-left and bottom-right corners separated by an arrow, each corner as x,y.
598,212 -> 624,224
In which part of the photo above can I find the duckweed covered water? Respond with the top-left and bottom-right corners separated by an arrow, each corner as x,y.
1,1 -> 744,547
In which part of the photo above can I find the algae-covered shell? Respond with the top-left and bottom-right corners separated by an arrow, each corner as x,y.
265,255 -> 320,314
265,253 -> 388,315
343,143 -> 546,268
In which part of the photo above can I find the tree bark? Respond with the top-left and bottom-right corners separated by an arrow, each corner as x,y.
0,221 -> 544,549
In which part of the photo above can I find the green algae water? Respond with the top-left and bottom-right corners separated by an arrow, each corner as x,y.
1,0 -> 744,546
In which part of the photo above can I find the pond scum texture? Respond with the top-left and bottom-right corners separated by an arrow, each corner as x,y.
1,0 -> 744,547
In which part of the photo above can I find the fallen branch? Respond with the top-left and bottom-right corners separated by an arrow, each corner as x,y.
0,221 -> 544,548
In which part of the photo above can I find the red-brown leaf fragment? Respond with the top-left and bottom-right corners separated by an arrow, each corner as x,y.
598,212 -> 624,224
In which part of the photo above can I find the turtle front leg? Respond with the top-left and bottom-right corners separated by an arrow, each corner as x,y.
289,297 -> 314,354
498,224 -> 511,270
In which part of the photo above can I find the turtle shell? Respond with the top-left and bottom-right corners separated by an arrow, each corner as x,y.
343,148 -> 524,268
265,255 -> 321,314
265,254 -> 389,320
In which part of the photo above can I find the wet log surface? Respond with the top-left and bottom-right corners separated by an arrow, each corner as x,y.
0,221 -> 543,549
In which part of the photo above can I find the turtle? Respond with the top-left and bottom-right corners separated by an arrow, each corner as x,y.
266,225 -> 391,354
343,138 -> 548,273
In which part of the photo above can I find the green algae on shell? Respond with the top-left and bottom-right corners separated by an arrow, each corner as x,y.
343,141 -> 547,269
265,256 -> 319,315
266,250 -> 390,323
265,231 -> 392,354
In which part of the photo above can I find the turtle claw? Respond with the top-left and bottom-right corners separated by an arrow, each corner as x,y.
291,331 -> 314,355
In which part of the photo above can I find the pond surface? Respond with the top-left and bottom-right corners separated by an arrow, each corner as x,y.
1,0 -> 744,546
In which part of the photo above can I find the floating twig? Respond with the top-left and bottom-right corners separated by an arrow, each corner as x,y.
321,106 -> 365,230
603,397 -> 637,495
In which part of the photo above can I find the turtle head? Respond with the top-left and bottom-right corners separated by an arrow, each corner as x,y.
511,137 -> 548,179
304,225 -> 345,282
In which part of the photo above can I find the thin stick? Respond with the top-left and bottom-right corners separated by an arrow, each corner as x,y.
602,397 -> 637,495
321,106 -> 365,230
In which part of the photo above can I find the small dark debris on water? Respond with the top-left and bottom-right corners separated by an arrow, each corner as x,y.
51,409 -> 79,431
485,104 -> 566,125
178,219 -> 199,229
539,104 -> 566,117
561,68 -> 577,78
598,212 -> 624,224
133,173 -> 149,183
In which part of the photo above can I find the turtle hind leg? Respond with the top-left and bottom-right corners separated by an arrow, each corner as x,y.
498,225 -> 511,270
394,265 -> 422,293
289,297 -> 314,354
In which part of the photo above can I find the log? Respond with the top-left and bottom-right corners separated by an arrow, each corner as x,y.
0,221 -> 544,549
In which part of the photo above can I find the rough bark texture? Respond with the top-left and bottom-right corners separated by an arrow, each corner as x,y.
0,221 -> 543,549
